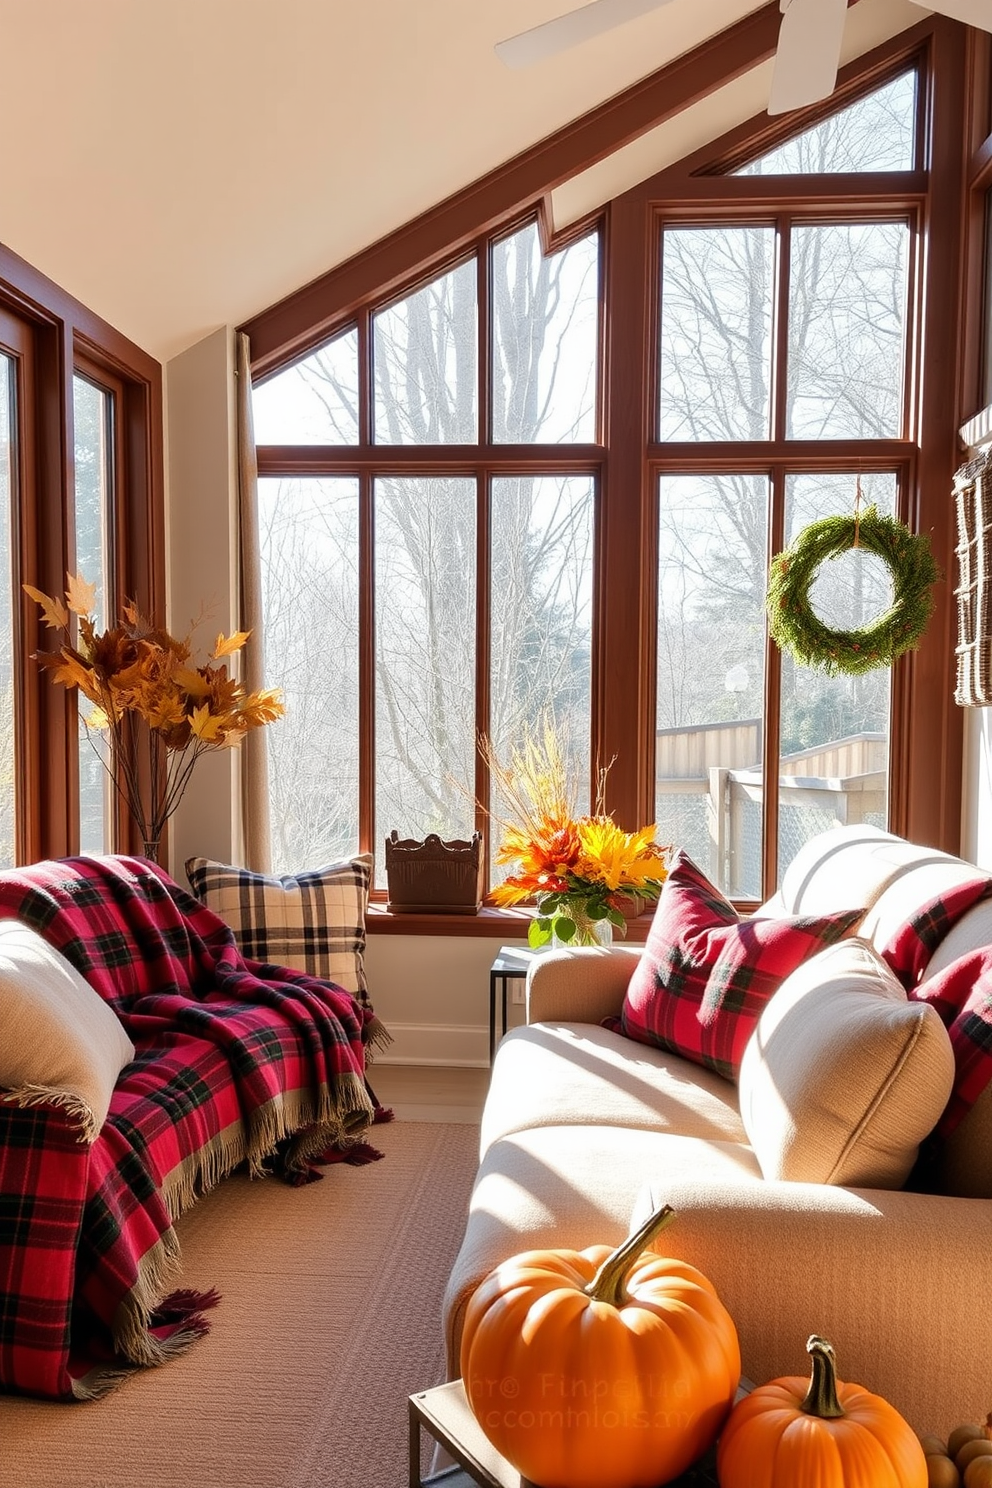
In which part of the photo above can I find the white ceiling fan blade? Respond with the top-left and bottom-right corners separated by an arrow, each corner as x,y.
909,0 -> 992,29
495,0 -> 678,70
768,0 -> 847,115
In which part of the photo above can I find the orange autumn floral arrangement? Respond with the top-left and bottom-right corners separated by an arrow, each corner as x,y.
482,720 -> 670,948
25,573 -> 284,855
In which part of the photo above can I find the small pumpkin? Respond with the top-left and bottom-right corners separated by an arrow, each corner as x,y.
460,1204 -> 741,1488
717,1335 -> 928,1488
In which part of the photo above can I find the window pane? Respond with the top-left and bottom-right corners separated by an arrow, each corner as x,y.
74,375 -> 113,854
788,221 -> 909,440
375,477 -> 476,882
491,223 -> 598,443
374,262 -> 477,444
252,329 -> 360,445
490,475 -> 594,879
736,72 -> 917,175
778,472 -> 893,885
659,227 -> 775,442
0,356 -> 15,866
656,473 -> 769,897
259,477 -> 360,870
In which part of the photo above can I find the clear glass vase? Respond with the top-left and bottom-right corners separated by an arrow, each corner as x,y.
550,903 -> 614,948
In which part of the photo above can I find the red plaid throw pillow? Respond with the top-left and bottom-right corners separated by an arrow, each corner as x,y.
876,879 -> 992,1134
879,877 -> 992,990
905,949 -> 992,1135
615,851 -> 862,1081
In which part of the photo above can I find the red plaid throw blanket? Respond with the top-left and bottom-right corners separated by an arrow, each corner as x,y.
880,875 -> 992,1135
0,854 -> 383,1400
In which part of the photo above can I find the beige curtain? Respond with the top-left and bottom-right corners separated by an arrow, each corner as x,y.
236,330 -> 272,870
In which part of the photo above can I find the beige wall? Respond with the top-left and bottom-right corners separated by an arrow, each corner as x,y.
165,327 -> 242,878
962,709 -> 992,869
365,933 -> 529,1066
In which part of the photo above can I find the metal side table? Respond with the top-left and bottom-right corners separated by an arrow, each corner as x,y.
488,945 -> 551,1062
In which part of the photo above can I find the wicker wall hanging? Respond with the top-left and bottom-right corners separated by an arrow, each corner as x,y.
953,444 -> 992,707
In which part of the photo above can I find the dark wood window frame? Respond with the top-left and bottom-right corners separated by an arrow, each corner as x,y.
243,12 -> 982,934
0,245 -> 164,862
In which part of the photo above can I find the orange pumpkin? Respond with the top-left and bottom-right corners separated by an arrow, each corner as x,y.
460,1204 -> 741,1488
717,1335 -> 928,1488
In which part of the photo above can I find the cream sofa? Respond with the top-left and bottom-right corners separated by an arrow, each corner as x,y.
442,825 -> 992,1437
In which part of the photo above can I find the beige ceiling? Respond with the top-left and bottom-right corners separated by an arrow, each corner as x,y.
0,0 -> 930,365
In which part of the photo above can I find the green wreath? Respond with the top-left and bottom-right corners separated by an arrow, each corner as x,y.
766,507 -> 939,677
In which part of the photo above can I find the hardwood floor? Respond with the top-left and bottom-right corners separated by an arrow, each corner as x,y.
368,1062 -> 490,1123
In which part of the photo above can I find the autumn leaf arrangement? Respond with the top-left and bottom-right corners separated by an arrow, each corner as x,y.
481,718 -> 670,948
25,574 -> 284,854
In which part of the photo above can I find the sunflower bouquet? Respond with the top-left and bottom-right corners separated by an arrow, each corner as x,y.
482,720 -> 670,949
25,573 -> 284,856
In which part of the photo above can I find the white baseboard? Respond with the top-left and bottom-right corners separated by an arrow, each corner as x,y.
376,1021 -> 489,1067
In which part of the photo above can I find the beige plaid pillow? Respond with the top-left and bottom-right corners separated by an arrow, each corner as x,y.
185,855 -> 373,1005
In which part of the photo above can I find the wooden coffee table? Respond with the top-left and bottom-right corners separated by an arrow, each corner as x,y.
410,1377 -> 750,1488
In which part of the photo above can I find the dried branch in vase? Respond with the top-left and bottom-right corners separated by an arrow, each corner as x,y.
25,573 -> 284,853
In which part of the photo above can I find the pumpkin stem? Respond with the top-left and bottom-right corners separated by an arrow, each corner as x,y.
800,1335 -> 846,1420
584,1204 -> 677,1308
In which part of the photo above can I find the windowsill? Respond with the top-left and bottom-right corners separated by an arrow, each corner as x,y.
960,401 -> 992,451
365,902 -> 656,940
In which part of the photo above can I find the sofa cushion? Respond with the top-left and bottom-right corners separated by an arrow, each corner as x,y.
878,877 -> 992,990
481,1022 -> 747,1154
738,939 -> 954,1187
859,860 -> 992,961
938,1081 -> 992,1198
616,851 -> 861,1081
922,897 -> 992,981
442,1123 -> 764,1380
908,943 -> 992,1141
185,854 -> 373,1003
770,823 -> 903,917
0,918 -> 135,1140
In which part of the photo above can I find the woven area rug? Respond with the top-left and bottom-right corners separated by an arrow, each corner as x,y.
0,1119 -> 480,1488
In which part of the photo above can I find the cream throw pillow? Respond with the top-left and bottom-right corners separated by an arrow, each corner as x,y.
738,938 -> 954,1187
0,919 -> 135,1141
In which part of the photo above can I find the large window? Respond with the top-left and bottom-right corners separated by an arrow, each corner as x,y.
73,369 -> 116,854
655,189 -> 911,892
0,253 -> 163,864
251,53 -> 965,904
256,221 -> 600,884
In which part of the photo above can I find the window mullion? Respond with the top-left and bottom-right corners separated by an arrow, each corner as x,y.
358,305 -> 376,859
762,466 -> 786,898
475,249 -> 492,873
762,217 -> 792,895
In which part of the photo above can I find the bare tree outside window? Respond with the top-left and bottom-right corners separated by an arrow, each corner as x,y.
374,262 -> 477,445
259,476 -> 360,868
375,474 -> 477,865
736,70 -> 916,175
659,226 -> 775,443
73,374 -> 112,854
492,222 -> 597,444
656,78 -> 913,893
253,328 -> 359,445
255,223 -> 600,879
